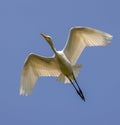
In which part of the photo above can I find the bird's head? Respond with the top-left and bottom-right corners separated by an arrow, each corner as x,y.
41,33 -> 54,48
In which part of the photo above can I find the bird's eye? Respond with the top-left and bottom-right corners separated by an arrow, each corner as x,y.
47,37 -> 51,41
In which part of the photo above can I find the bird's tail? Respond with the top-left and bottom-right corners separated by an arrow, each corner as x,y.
57,64 -> 82,83
72,64 -> 82,78
57,73 -> 69,83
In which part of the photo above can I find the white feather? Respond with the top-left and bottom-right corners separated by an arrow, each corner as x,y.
20,26 -> 112,98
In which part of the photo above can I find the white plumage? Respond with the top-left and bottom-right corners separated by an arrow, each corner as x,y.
20,26 -> 112,101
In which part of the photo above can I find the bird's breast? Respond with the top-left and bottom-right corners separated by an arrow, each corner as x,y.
55,52 -> 73,76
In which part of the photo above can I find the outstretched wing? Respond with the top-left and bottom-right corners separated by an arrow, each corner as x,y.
63,26 -> 112,64
20,53 -> 61,96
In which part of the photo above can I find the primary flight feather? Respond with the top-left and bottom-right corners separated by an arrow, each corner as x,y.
20,26 -> 112,101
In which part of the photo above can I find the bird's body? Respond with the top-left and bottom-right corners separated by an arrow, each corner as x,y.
55,52 -> 72,76
20,26 -> 112,101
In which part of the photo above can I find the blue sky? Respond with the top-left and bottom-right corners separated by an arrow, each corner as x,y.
0,0 -> 119,125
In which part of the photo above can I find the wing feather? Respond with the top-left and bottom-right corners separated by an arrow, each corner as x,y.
20,53 -> 61,96
63,26 -> 112,64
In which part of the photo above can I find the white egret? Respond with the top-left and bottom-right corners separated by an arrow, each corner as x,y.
20,26 -> 112,101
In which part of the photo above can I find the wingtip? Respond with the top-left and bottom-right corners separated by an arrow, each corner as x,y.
103,33 -> 113,46
19,87 -> 29,96
105,33 -> 113,41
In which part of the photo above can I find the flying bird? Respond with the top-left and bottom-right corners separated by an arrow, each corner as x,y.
20,26 -> 112,101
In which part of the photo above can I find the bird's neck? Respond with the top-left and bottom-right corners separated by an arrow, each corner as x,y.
51,45 -> 57,54
48,40 -> 57,54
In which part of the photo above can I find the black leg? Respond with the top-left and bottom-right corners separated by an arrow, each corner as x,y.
72,73 -> 85,101
66,75 -> 85,101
